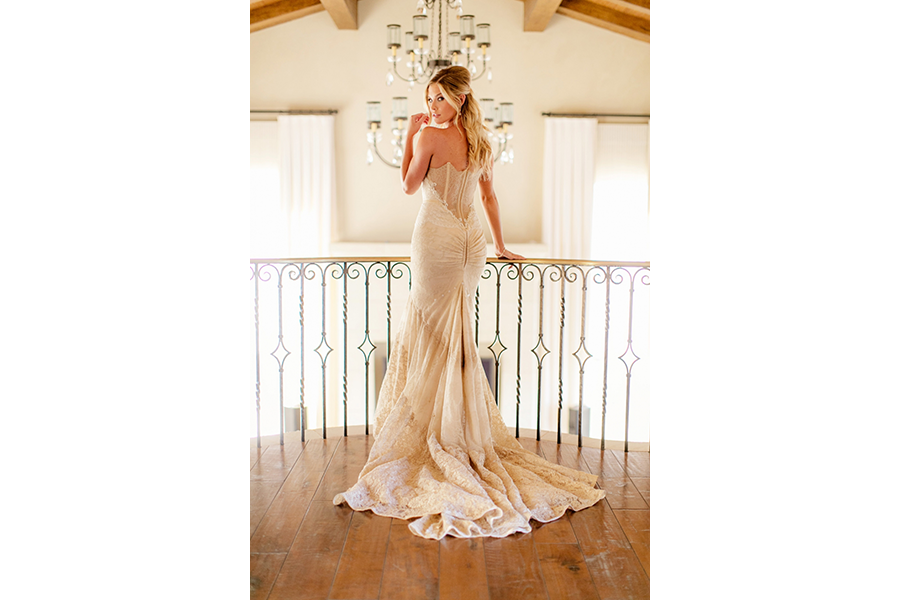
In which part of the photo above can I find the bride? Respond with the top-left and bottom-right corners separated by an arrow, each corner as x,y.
334,66 -> 604,539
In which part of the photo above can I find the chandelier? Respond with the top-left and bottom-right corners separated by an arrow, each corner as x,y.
366,0 -> 514,169
388,0 -> 491,86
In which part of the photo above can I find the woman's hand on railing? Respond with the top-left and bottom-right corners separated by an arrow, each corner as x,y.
495,246 -> 525,260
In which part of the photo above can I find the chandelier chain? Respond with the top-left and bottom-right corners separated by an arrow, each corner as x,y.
437,2 -> 443,60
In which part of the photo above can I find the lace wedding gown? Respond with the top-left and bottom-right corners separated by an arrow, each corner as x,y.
333,162 -> 605,539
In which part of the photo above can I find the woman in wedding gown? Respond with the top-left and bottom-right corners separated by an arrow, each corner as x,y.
334,67 -> 604,539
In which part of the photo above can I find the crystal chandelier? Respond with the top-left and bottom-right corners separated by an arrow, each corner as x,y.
366,0 -> 514,169
387,0 -> 492,87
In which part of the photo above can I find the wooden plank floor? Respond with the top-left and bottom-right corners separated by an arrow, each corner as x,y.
250,431 -> 650,600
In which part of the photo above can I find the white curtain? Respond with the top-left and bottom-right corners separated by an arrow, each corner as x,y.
542,117 -> 597,259
248,121 -> 283,258
278,115 -> 336,257
591,123 -> 649,261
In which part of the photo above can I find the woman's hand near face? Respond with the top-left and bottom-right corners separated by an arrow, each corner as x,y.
408,113 -> 430,137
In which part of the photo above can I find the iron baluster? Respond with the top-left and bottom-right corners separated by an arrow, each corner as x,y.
313,264 -> 334,439
487,263 -> 508,405
556,266 -> 567,444
515,263 -> 523,439
299,263 -> 306,442
601,266 -> 612,451
357,264 -> 377,436
573,267 -> 598,448
342,262 -> 349,437
253,264 -> 261,448
386,261 -> 392,362
475,286 -> 480,348
270,264 -> 297,446
615,266 -> 644,453
530,265 -> 550,441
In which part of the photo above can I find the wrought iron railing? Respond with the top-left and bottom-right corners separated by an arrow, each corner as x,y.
251,257 -> 649,451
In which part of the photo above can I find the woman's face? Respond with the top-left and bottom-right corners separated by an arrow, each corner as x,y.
426,84 -> 460,126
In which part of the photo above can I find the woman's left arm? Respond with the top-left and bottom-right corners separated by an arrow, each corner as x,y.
478,177 -> 525,260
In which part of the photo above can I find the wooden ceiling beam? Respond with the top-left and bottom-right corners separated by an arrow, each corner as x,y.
250,0 -> 325,33
557,0 -> 649,43
320,0 -> 358,30
249,0 -> 647,40
523,0 -> 564,32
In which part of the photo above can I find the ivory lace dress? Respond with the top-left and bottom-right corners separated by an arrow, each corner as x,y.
333,162 -> 605,539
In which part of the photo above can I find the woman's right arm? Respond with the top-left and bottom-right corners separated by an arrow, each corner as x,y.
401,114 -> 436,195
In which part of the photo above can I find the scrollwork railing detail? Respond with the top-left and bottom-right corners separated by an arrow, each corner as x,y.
250,257 -> 649,452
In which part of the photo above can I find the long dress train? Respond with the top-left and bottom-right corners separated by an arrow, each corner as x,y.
333,162 -> 605,539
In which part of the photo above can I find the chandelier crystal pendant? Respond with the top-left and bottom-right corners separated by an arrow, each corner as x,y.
387,0 -> 492,85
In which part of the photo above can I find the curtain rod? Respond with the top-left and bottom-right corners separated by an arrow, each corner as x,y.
251,109 -> 338,115
541,112 -> 649,118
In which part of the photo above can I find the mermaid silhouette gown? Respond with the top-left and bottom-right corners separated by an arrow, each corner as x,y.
333,162 -> 605,539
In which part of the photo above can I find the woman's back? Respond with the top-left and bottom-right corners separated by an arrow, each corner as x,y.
421,124 -> 469,171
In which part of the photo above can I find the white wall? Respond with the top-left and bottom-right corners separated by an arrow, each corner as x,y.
250,0 -> 649,244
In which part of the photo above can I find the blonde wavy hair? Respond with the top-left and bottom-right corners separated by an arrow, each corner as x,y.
426,66 -> 493,178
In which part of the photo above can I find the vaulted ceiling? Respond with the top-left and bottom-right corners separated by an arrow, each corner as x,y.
250,0 -> 649,43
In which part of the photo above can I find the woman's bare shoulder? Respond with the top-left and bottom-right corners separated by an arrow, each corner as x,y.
416,126 -> 443,146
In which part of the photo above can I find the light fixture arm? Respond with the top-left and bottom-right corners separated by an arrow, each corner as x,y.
369,136 -> 402,169
493,137 -> 507,164
366,115 -> 407,169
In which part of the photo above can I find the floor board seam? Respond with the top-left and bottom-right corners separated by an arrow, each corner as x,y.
609,507 -> 649,579
374,517 -> 393,600
628,474 -> 650,505
526,533 -> 552,600
325,440 -> 357,600
251,441 -> 311,539
481,528 -> 492,600
250,447 -> 263,471
329,511 -> 356,600
572,538 -> 605,600
281,472 -> 328,554
251,480 -> 286,541
284,440 -> 342,553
